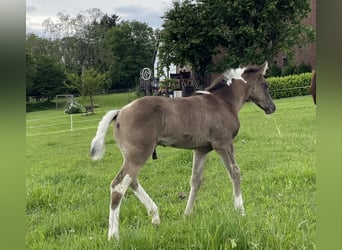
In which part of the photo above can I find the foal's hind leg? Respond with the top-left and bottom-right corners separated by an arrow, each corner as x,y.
108,143 -> 156,240
184,149 -> 210,215
108,165 -> 134,240
215,143 -> 245,215
130,178 -> 160,225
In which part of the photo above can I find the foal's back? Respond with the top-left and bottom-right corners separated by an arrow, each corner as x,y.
114,94 -> 238,151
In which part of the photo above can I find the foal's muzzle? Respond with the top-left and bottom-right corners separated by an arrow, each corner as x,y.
264,103 -> 276,114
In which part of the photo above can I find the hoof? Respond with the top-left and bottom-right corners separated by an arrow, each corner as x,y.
152,216 -> 160,225
108,231 -> 119,241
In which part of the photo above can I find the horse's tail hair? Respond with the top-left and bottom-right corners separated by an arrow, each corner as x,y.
90,110 -> 120,160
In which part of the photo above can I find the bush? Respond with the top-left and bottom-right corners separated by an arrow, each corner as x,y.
26,100 -> 56,112
268,72 -> 312,99
267,62 -> 312,77
267,63 -> 282,77
294,63 -> 312,74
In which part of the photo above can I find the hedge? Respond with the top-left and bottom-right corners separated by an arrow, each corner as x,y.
268,72 -> 312,99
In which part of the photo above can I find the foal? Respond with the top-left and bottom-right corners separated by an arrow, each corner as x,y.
90,62 -> 276,240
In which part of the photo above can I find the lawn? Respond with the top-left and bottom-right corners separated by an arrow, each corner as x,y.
26,93 -> 316,249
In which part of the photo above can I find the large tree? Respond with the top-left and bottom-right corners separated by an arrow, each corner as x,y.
159,0 -> 223,85
160,0 -> 315,86
105,20 -> 157,89
26,49 -> 36,99
31,56 -> 67,100
42,9 -> 118,73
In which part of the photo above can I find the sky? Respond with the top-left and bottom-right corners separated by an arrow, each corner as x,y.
26,0 -> 174,36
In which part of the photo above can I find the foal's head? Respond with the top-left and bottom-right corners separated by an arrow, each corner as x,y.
242,62 -> 276,114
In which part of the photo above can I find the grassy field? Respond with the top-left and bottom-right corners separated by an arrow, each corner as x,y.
26,93 -> 316,249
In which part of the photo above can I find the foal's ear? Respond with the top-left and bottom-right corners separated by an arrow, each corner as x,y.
259,61 -> 269,75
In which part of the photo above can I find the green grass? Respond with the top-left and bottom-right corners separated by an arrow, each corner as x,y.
26,91 -> 138,113
26,94 -> 316,249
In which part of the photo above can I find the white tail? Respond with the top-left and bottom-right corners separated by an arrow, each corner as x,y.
90,110 -> 120,160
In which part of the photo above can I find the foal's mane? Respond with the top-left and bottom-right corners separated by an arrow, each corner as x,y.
205,66 -> 249,92
195,64 -> 262,94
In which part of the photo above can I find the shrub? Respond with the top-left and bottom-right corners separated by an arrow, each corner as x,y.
268,72 -> 312,99
294,63 -> 312,74
26,100 -> 56,112
267,62 -> 312,77
267,63 -> 282,77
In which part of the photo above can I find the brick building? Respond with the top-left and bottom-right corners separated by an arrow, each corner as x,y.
296,0 -> 316,69
274,0 -> 316,69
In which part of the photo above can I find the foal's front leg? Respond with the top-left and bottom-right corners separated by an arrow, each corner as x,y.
216,144 -> 245,215
130,178 -> 160,225
184,149 -> 209,215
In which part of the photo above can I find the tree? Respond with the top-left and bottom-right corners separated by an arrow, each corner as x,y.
99,13 -> 120,31
42,9 -> 117,73
42,8 -> 119,95
215,0 -> 315,68
26,34 -> 68,100
31,56 -> 67,100
26,33 -> 60,64
26,49 -> 36,99
66,67 -> 110,111
105,20 -> 157,89
160,0 -> 223,85
160,0 -> 315,86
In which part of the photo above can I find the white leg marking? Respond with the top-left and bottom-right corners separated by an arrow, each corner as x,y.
108,203 -> 120,240
184,187 -> 196,215
184,151 -> 208,216
112,174 -> 132,193
234,194 -> 245,216
108,174 -> 132,240
133,184 -> 160,225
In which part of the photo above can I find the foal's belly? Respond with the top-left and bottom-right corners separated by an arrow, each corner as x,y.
157,134 -> 211,150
